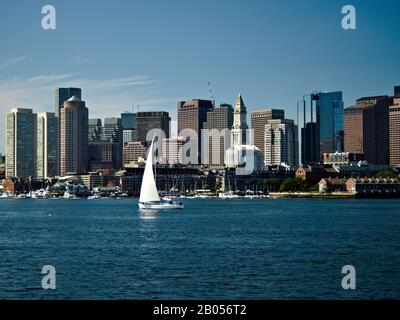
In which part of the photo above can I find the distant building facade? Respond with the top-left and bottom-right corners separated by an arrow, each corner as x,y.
162,136 -> 188,164
6,108 -> 37,179
203,104 -> 233,166
297,91 -> 344,164
37,112 -> 58,178
55,87 -> 82,175
123,141 -> 148,166
344,95 -> 393,165
178,99 -> 213,163
60,96 -> 88,176
264,119 -> 298,166
136,111 -> 170,142
89,118 -> 103,142
251,108 -> 285,160
389,86 -> 400,165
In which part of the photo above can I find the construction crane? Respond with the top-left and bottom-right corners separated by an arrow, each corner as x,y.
208,81 -> 216,108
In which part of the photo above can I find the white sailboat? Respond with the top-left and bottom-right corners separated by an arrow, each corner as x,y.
138,137 -> 184,210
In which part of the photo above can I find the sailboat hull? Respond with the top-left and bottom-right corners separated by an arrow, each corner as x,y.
138,202 -> 184,210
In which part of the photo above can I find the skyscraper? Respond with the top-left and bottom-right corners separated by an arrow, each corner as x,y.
264,119 -> 298,166
37,112 -> 58,179
231,94 -> 249,146
344,95 -> 393,165
203,103 -> 234,166
5,108 -> 37,178
103,117 -> 123,170
136,111 -> 171,142
55,87 -> 82,117
178,99 -> 213,163
121,112 -> 136,130
60,96 -> 88,176
251,108 -> 285,160
55,87 -> 82,175
89,119 -> 103,142
389,86 -> 400,165
121,112 -> 136,145
297,91 -> 344,164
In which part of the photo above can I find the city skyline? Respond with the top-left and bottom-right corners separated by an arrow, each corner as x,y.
1,0 -> 400,153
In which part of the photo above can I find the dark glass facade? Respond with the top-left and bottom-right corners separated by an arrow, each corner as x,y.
297,91 -> 344,164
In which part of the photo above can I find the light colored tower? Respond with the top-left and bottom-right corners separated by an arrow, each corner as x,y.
5,108 -> 37,178
231,94 -> 248,146
37,112 -> 58,178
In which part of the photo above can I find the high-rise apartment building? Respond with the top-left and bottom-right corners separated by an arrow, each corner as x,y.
251,108 -> 285,160
5,108 -> 37,178
203,104 -> 234,166
344,95 -> 393,165
59,96 -> 88,176
264,119 -> 298,166
389,86 -> 400,165
136,111 -> 171,142
178,99 -> 213,163
55,87 -> 82,175
37,112 -> 58,178
297,91 -> 344,164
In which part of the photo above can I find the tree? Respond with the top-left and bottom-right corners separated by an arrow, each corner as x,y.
374,171 -> 398,179
279,178 -> 303,192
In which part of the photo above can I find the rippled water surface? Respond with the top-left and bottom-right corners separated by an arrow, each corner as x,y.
0,198 -> 399,299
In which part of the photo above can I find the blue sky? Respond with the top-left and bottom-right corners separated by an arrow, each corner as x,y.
0,0 -> 399,153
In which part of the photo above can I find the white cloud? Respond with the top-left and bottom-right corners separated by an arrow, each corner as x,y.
0,56 -> 26,69
0,73 -> 181,152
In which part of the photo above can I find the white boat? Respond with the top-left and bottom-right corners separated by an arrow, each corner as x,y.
138,137 -> 184,210
88,193 -> 101,200
0,192 -> 13,199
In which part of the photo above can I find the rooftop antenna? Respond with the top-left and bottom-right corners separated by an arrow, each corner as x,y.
208,81 -> 215,108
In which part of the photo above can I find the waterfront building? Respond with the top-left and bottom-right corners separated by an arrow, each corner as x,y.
37,112 -> 58,179
59,96 -> 88,176
123,141 -> 148,166
346,177 -> 400,196
251,108 -> 285,159
177,99 -> 213,163
322,151 -> 365,171
231,94 -> 249,146
136,111 -> 171,142
344,95 -> 393,165
203,103 -> 233,166
318,178 -> 348,193
5,108 -> 37,179
264,119 -> 298,166
389,86 -> 400,166
89,119 -> 103,142
297,91 -> 344,164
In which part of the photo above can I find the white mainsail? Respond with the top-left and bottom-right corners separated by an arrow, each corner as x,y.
139,138 -> 160,203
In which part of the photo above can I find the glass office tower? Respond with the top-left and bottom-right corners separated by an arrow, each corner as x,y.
297,91 -> 344,164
